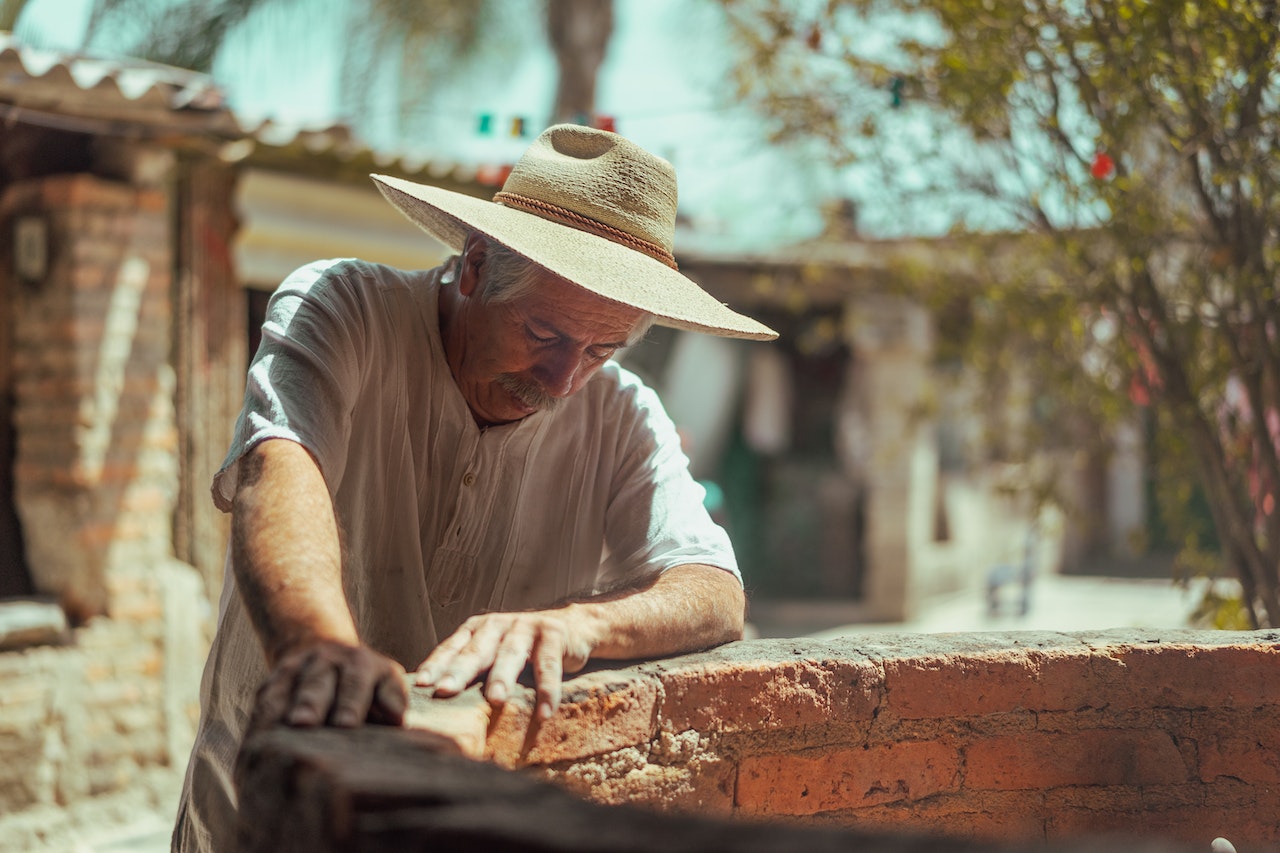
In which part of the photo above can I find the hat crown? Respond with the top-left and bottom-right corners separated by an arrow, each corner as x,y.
498,125 -> 678,256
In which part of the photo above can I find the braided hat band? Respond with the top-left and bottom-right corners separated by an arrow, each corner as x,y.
494,191 -> 678,270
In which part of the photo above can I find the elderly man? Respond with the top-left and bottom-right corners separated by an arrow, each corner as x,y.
172,124 -> 776,852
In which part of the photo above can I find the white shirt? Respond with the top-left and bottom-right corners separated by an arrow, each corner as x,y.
174,259 -> 738,852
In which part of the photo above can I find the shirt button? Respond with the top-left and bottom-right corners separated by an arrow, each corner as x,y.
463,472 -> 476,486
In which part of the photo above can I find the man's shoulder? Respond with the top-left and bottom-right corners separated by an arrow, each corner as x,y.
274,260 -> 439,325
587,360 -> 650,397
576,361 -> 666,422
284,258 -> 431,292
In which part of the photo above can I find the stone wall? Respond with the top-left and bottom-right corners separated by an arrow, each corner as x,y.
0,170 -> 205,849
377,629 -> 1279,851
0,568 -> 198,848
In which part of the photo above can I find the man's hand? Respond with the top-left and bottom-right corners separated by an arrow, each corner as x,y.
414,610 -> 598,720
250,639 -> 408,731
414,566 -> 743,721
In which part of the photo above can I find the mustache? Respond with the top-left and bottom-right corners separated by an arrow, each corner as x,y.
497,374 -> 563,413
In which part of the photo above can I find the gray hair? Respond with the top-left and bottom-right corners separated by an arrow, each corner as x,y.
472,236 -> 656,346
477,238 -> 547,305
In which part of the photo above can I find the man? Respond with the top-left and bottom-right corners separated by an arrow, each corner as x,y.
172,124 -> 777,852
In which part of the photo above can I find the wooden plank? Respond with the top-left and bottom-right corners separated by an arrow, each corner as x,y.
173,160 -> 242,602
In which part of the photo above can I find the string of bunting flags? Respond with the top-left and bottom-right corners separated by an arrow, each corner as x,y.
475,112 -> 617,138
472,112 -> 620,186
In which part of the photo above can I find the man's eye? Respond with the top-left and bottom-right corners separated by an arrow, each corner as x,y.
526,326 -> 556,344
587,347 -> 617,361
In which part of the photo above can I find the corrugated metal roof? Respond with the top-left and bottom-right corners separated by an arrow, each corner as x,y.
0,34 -> 235,131
0,34 -> 480,186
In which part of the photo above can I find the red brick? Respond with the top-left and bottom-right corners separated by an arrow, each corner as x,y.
38,174 -> 137,210
886,638 -> 1280,721
1199,725 -> 1280,785
1043,782 -> 1146,813
657,655 -> 880,734
0,179 -> 41,213
1100,643 -> 1280,710
842,790 -> 1048,843
482,671 -> 659,768
885,647 -> 1094,719
736,739 -> 961,816
118,485 -> 171,515
965,729 -> 1188,790
1044,802 -> 1278,846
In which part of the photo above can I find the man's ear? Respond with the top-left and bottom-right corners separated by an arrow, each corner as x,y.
457,233 -> 487,298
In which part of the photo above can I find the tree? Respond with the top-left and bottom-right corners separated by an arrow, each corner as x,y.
721,0 -> 1280,626
0,0 -> 28,31
548,0 -> 613,123
80,0 -> 613,136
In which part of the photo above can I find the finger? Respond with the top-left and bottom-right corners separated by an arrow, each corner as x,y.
531,627 -> 565,721
369,674 -> 408,726
484,626 -> 536,706
249,664 -> 298,732
415,624 -> 475,686
287,653 -> 338,727
329,660 -> 378,728
437,618 -> 507,695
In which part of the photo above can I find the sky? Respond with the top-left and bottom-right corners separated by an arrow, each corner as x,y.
13,0 -> 844,249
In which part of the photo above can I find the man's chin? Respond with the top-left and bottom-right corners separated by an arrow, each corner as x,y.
507,399 -> 539,419
473,391 -> 543,426
496,378 -> 561,417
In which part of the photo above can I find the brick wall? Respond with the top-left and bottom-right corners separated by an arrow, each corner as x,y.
384,629 -> 1279,851
4,174 -> 177,621
0,170 -> 206,849
238,725 -> 1202,853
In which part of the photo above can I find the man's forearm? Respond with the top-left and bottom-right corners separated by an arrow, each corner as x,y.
563,563 -> 746,660
231,439 -> 357,664
418,562 -> 746,719
232,440 -> 407,729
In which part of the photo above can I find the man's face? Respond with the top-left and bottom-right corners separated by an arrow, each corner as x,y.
447,258 -> 645,427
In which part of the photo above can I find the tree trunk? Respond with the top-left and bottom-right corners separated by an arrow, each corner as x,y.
1126,269 -> 1280,627
1,0 -> 30,31
546,0 -> 613,124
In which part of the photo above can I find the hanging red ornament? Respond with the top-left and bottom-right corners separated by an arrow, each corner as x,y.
806,24 -> 823,51
476,163 -> 514,187
1090,151 -> 1115,181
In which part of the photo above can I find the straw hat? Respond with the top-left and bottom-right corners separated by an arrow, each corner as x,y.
371,124 -> 777,341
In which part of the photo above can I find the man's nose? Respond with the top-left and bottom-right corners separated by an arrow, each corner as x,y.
535,349 -> 582,397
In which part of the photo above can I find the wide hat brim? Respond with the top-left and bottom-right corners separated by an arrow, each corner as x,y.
371,173 -> 778,341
